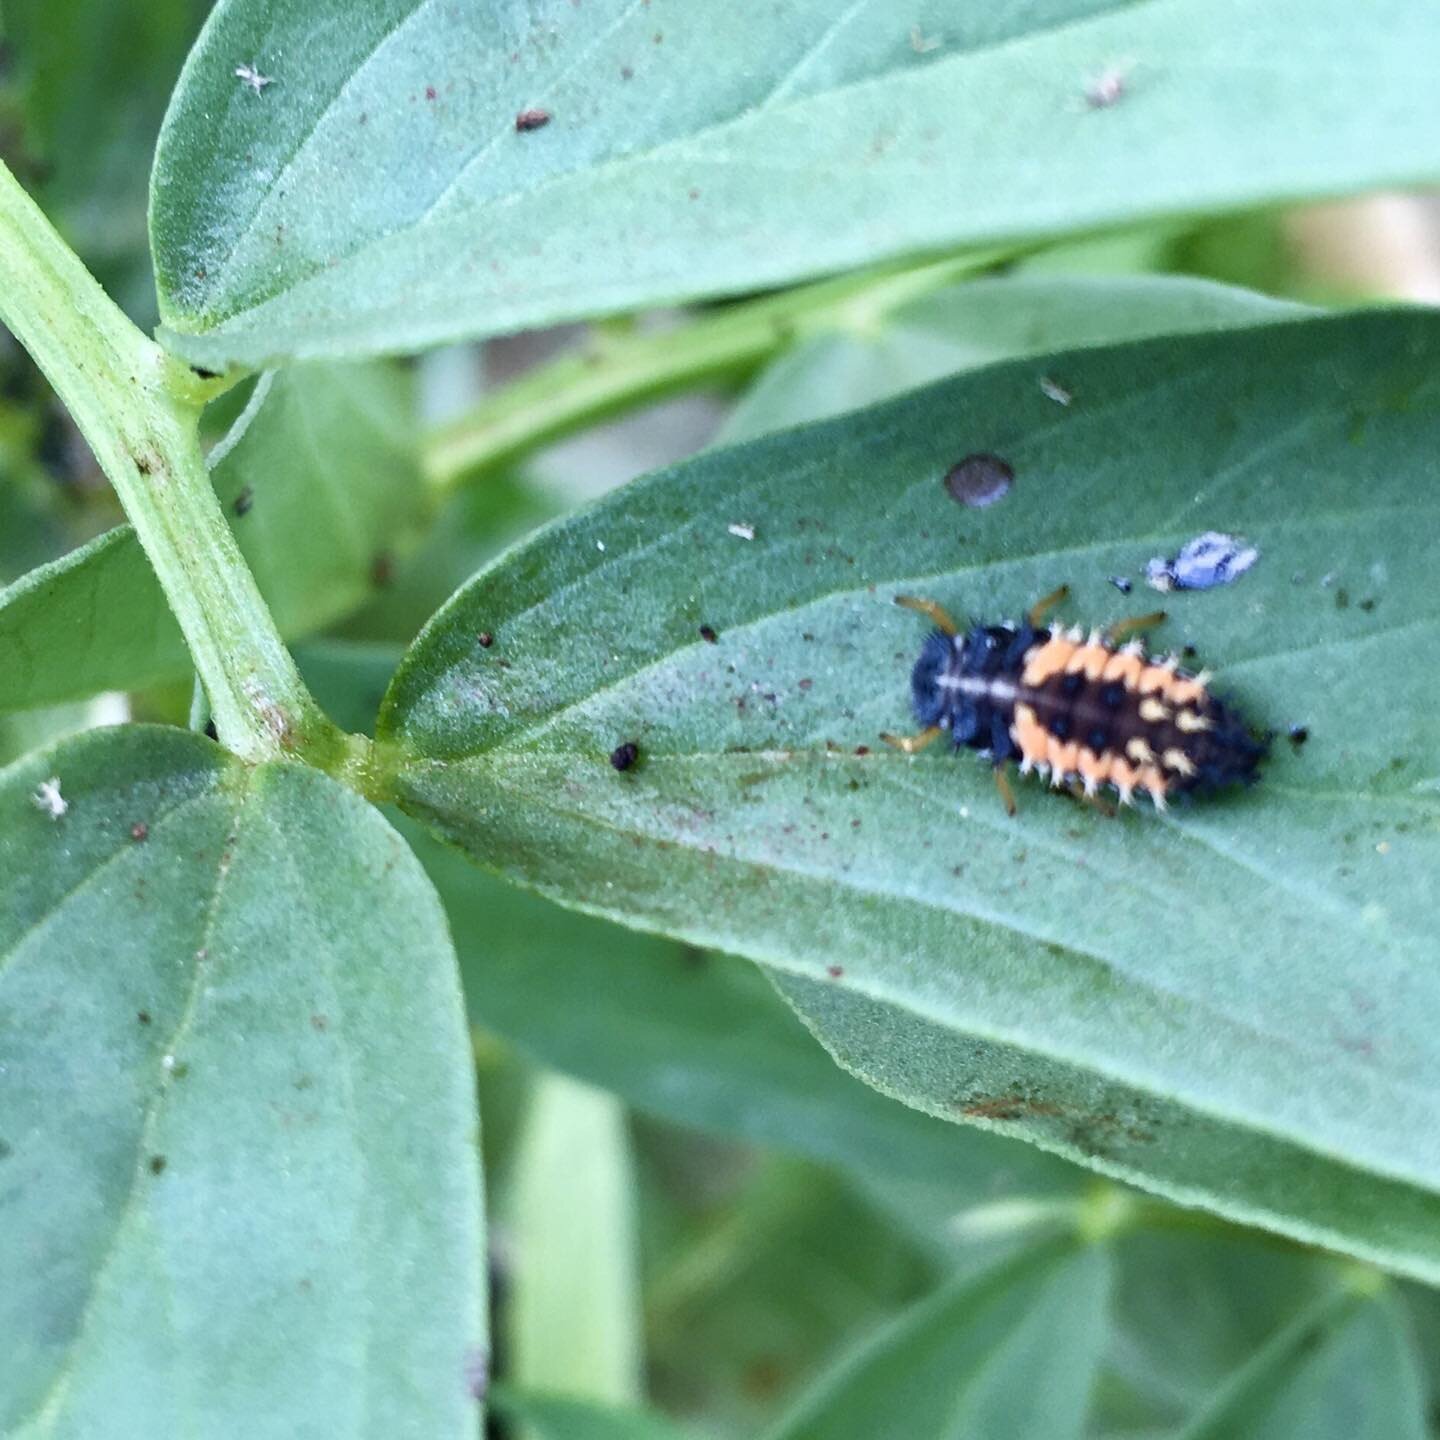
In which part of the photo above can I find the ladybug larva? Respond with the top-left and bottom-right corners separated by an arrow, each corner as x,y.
883,586 -> 1268,815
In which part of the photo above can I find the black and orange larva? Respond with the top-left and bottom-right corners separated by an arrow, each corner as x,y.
883,586 -> 1267,814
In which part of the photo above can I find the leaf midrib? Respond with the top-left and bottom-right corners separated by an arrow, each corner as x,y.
11,772 -> 255,1439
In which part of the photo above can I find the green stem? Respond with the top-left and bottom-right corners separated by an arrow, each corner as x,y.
0,159 -> 346,768
424,249 -> 1003,496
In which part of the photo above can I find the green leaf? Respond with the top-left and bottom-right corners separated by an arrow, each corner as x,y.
720,274 -> 1311,444
508,1074 -> 642,1406
0,361 -> 425,711
1177,1284 -> 1427,1440
492,1390 -> 690,1440
149,0 -> 1440,366
295,627 -> 1071,1203
765,1239 -> 1108,1440
0,725 -> 483,1438
380,308 -> 1440,1279
413,814 -> 1069,1197
644,1161 -> 936,1431
1106,1231 -> 1336,1419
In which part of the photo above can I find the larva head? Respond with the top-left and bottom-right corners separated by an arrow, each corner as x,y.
1174,695 -> 1270,793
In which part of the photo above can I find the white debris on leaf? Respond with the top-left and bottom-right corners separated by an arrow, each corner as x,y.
727,522 -> 756,540
1084,63 -> 1131,109
234,62 -> 273,95
1145,531 -> 1259,593
32,777 -> 68,819
1038,376 -> 1073,406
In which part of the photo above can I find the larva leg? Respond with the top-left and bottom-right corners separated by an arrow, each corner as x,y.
1104,609 -> 1167,644
881,725 -> 944,755
894,594 -> 959,636
1026,584 -> 1071,628
994,763 -> 1018,817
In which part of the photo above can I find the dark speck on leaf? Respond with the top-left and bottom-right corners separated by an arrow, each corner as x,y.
149,1155 -> 167,1175
1288,724 -> 1310,747
191,365 -> 220,380
826,964 -> 844,978
425,85 -> 436,100
610,741 -> 640,771
233,485 -> 253,516
944,453 -> 1013,509
620,64 -> 634,79
311,1012 -> 329,1031
854,745 -> 870,756
477,631 -> 494,648
515,108 -> 551,131
371,552 -> 394,587
1359,596 -> 1376,611
137,1010 -> 152,1025
1108,574 -> 1132,595
130,822 -> 149,842
1335,588 -> 1350,609
699,624 -> 719,643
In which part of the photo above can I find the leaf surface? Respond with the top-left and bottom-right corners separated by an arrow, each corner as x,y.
381,309 -> 1440,1278
0,725 -> 482,1438
1177,1287 -> 1427,1440
412,814 -> 1068,1197
149,0 -> 1440,364
765,1240 -> 1108,1440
